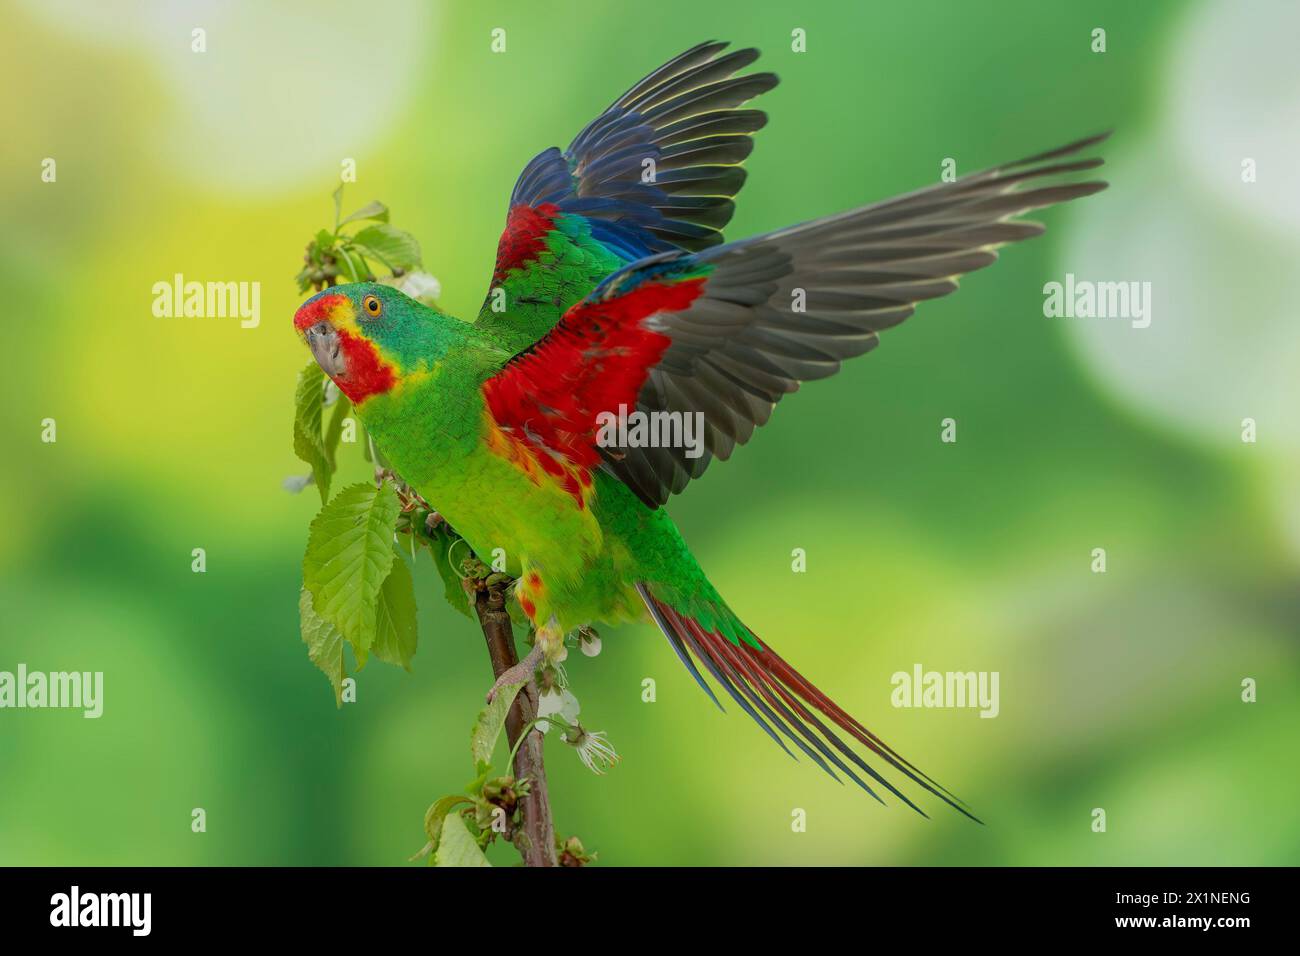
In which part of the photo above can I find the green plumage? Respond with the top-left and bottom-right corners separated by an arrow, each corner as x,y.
343,283 -> 748,647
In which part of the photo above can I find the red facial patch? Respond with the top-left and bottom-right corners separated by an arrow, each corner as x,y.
293,293 -> 346,331
492,203 -> 560,283
334,329 -> 396,404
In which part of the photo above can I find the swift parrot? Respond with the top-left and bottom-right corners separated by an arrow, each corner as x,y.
294,41 -> 1109,819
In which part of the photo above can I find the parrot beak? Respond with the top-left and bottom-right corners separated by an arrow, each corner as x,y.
304,321 -> 346,377
294,292 -> 350,377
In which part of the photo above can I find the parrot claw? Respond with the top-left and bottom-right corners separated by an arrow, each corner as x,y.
486,642 -> 545,703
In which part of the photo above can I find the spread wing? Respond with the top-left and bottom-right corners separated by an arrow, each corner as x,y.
475,41 -> 777,351
482,133 -> 1110,509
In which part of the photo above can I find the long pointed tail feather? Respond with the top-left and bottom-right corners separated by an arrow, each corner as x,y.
636,582 -> 981,823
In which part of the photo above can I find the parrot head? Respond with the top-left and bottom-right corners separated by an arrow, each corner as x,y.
293,283 -> 435,404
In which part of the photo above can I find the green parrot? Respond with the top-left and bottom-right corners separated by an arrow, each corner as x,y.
294,41 -> 1108,818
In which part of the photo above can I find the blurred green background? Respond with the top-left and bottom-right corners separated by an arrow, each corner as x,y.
2,0 -> 1296,866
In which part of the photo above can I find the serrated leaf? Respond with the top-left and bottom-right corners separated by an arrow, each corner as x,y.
470,679 -> 525,769
299,588 -> 347,706
340,200 -> 389,227
372,552 -> 418,670
434,813 -> 491,868
292,362 -> 331,505
349,223 -> 422,272
302,481 -> 401,661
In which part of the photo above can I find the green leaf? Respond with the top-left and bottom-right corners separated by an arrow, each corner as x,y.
367,429 -> 390,468
434,813 -> 491,868
302,481 -> 401,662
292,361 -> 331,505
425,523 -> 475,620
348,223 -> 422,272
314,228 -> 334,251
299,588 -> 347,706
353,250 -> 376,281
335,246 -> 363,283
332,184 -> 344,231
423,795 -> 472,850
506,598 -> 531,631
371,552 -> 418,670
470,679 -> 525,769
466,765 -> 493,796
339,200 -> 389,227
323,392 -> 352,468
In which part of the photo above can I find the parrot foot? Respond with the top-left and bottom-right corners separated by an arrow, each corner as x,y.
486,641 -> 545,704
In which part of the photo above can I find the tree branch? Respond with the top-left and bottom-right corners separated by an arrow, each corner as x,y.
473,579 -> 558,867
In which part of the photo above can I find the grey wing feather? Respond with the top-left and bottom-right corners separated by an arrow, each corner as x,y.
601,132 -> 1111,508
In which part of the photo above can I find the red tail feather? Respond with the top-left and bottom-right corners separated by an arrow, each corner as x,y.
636,583 -> 979,821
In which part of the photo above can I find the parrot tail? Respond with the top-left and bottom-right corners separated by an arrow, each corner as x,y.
636,582 -> 980,822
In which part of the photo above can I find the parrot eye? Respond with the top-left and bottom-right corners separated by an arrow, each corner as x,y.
362,294 -> 382,317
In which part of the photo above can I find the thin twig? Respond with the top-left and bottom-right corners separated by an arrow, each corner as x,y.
473,580 -> 558,867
